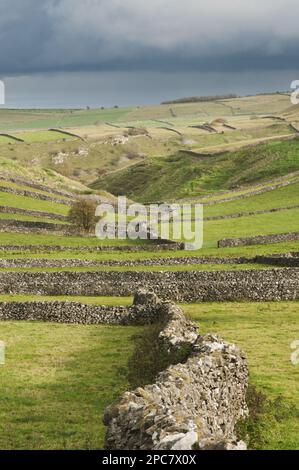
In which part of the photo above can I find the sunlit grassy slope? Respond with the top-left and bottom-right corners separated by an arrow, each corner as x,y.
93,139 -> 299,202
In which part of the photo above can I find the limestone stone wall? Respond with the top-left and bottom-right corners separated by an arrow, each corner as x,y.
218,231 -> 299,247
0,300 -> 164,325
255,254 -> 299,267
0,219 -> 68,235
0,185 -> 73,206
0,255 -> 251,269
0,292 -> 248,450
104,292 -> 248,450
0,241 -> 184,253
0,268 -> 297,301
0,175 -> 75,199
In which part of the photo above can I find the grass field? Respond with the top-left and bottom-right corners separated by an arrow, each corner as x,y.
0,232 -> 152,248
0,212 -> 67,224
203,182 -> 299,218
0,300 -> 297,449
183,301 -> 299,450
0,156 -> 90,194
202,207 -> 299,247
0,179 -> 73,201
1,240 -> 299,261
0,191 -> 70,216
0,321 -> 141,449
0,108 -> 133,132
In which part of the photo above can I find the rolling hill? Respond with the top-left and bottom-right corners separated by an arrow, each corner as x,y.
92,138 -> 299,202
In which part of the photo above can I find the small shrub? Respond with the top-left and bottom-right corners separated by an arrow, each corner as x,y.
68,198 -> 98,233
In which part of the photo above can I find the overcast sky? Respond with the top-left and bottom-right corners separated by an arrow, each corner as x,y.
0,0 -> 298,107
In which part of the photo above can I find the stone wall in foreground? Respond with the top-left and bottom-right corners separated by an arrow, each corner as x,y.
0,268 -> 298,301
104,292 -> 248,450
0,292 -> 249,450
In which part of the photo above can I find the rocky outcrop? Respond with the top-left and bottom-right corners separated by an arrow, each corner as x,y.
104,292 -> 248,450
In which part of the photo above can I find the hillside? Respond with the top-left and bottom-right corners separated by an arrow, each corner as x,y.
92,138 -> 299,202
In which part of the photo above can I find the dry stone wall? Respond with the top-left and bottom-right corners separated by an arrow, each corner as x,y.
0,268 -> 298,301
0,291 -> 249,450
104,292 -> 248,450
0,219 -> 69,235
0,205 -> 68,221
0,185 -> 73,206
0,175 -> 75,199
218,231 -> 299,247
0,255 -> 251,269
0,242 -> 184,253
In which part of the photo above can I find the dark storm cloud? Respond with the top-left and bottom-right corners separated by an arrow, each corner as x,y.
0,0 -> 298,76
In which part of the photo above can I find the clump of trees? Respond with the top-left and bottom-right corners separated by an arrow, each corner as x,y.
161,94 -> 238,105
68,198 -> 98,233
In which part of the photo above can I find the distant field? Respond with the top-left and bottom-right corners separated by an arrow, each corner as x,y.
0,108 -> 133,132
0,135 -> 16,144
16,130 -> 76,143
126,94 -> 290,121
